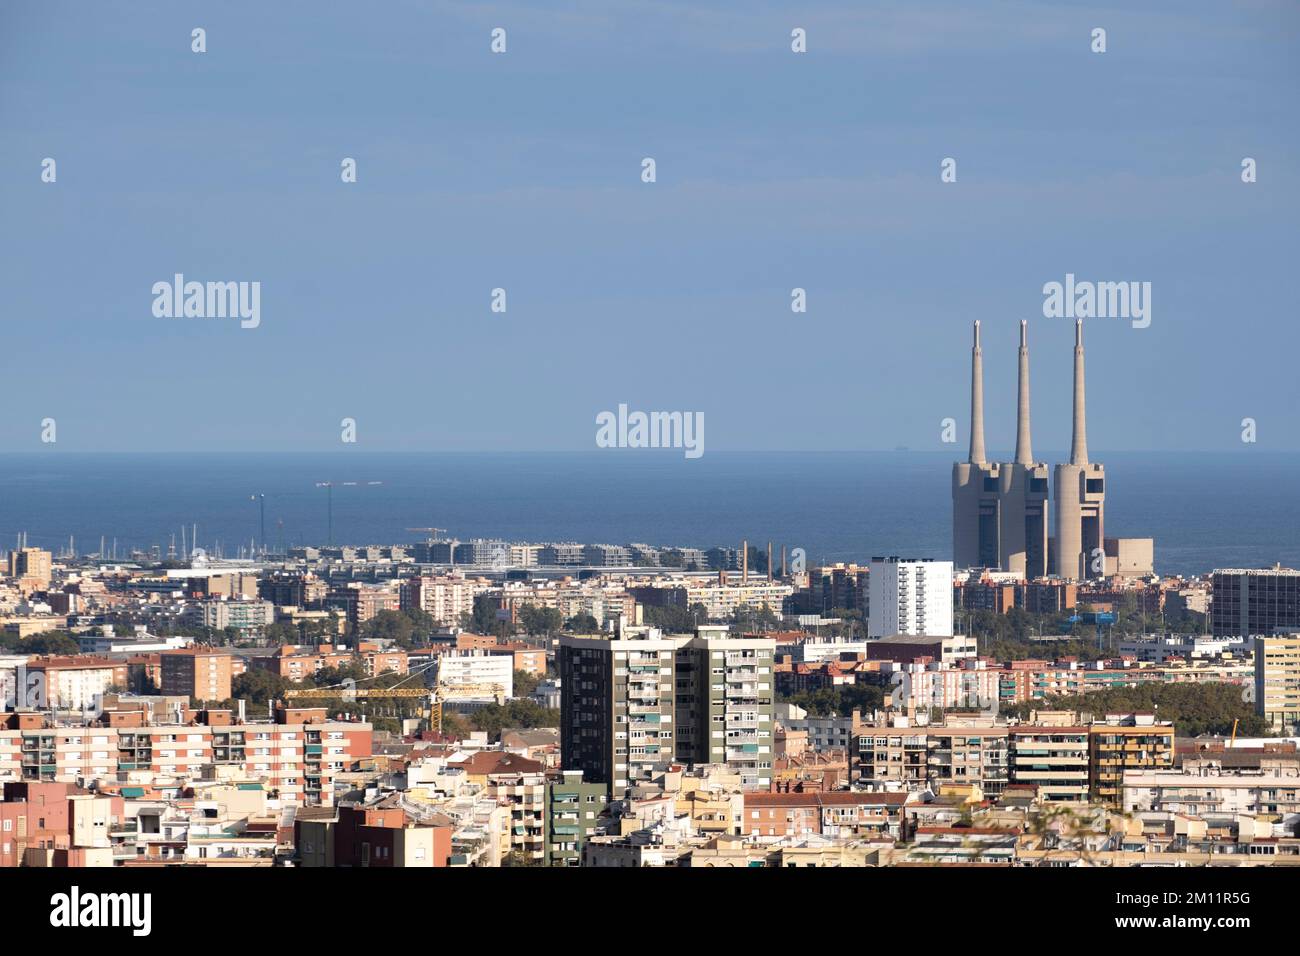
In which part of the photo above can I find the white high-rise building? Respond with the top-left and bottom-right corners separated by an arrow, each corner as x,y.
868,557 -> 954,638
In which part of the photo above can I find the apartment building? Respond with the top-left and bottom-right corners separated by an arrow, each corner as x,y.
1212,567 -> 1300,637
329,584 -> 401,628
253,643 -> 406,682
258,572 -> 328,608
0,707 -> 372,807
490,642 -> 546,676
437,651 -> 514,700
1255,634 -> 1300,734
490,766 -> 549,864
1123,765 -> 1300,819
160,647 -> 233,702
743,791 -> 911,841
777,707 -> 858,754
1087,713 -> 1175,806
6,547 -> 52,590
1018,580 -> 1078,614
675,627 -> 776,790
865,633 -> 977,665
400,574 -> 487,625
299,798 -> 453,867
1008,716 -> 1091,802
560,625 -> 776,797
0,782 -> 122,867
546,769 -> 606,867
680,580 -> 794,621
360,648 -> 409,678
867,557 -> 954,638
852,724 -> 929,789
851,715 -> 1011,797
25,656 -> 128,710
256,644 -> 354,682
1117,634 -> 1249,663
559,627 -> 680,796
880,660 -> 1000,714
184,598 -> 275,635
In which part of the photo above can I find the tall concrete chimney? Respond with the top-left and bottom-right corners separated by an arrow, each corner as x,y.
741,540 -> 748,583
1014,319 -> 1033,466
968,320 -> 986,465
766,541 -> 772,582
1069,319 -> 1088,465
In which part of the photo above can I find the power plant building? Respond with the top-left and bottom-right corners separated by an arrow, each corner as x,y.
952,319 -> 1149,582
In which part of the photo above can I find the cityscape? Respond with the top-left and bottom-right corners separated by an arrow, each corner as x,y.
0,319 -> 1296,873
4,0 -> 1295,937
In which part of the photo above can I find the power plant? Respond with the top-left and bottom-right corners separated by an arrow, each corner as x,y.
952,319 -> 1143,581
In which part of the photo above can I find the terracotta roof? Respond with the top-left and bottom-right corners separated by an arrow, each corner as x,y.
452,750 -> 545,776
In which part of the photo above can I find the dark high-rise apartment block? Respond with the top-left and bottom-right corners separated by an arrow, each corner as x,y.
1212,567 -> 1300,636
558,625 -> 775,797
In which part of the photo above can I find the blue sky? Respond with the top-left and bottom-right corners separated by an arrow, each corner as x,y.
1,0 -> 1297,453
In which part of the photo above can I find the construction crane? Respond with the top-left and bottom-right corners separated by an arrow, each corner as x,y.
284,686 -> 444,732
406,527 -> 448,540
283,681 -> 505,734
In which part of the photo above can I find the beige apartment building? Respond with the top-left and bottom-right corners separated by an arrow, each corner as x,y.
160,647 -> 233,702
1255,634 -> 1300,733
1087,713 -> 1175,805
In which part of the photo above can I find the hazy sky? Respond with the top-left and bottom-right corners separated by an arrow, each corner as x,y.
1,1 -> 1297,453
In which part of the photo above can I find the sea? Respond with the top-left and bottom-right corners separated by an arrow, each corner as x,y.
0,451 -> 1295,577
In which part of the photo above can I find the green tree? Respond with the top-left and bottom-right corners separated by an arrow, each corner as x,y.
784,684 -> 885,717
0,631 -> 80,655
469,700 -> 560,740
643,603 -> 698,634
1002,682 -> 1269,738
468,594 -> 507,636
517,604 -> 563,637
564,613 -> 599,633
230,669 -> 292,708
513,669 -> 542,697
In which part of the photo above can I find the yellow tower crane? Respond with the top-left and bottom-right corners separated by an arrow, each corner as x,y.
284,686 -> 443,732
283,681 -> 506,734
